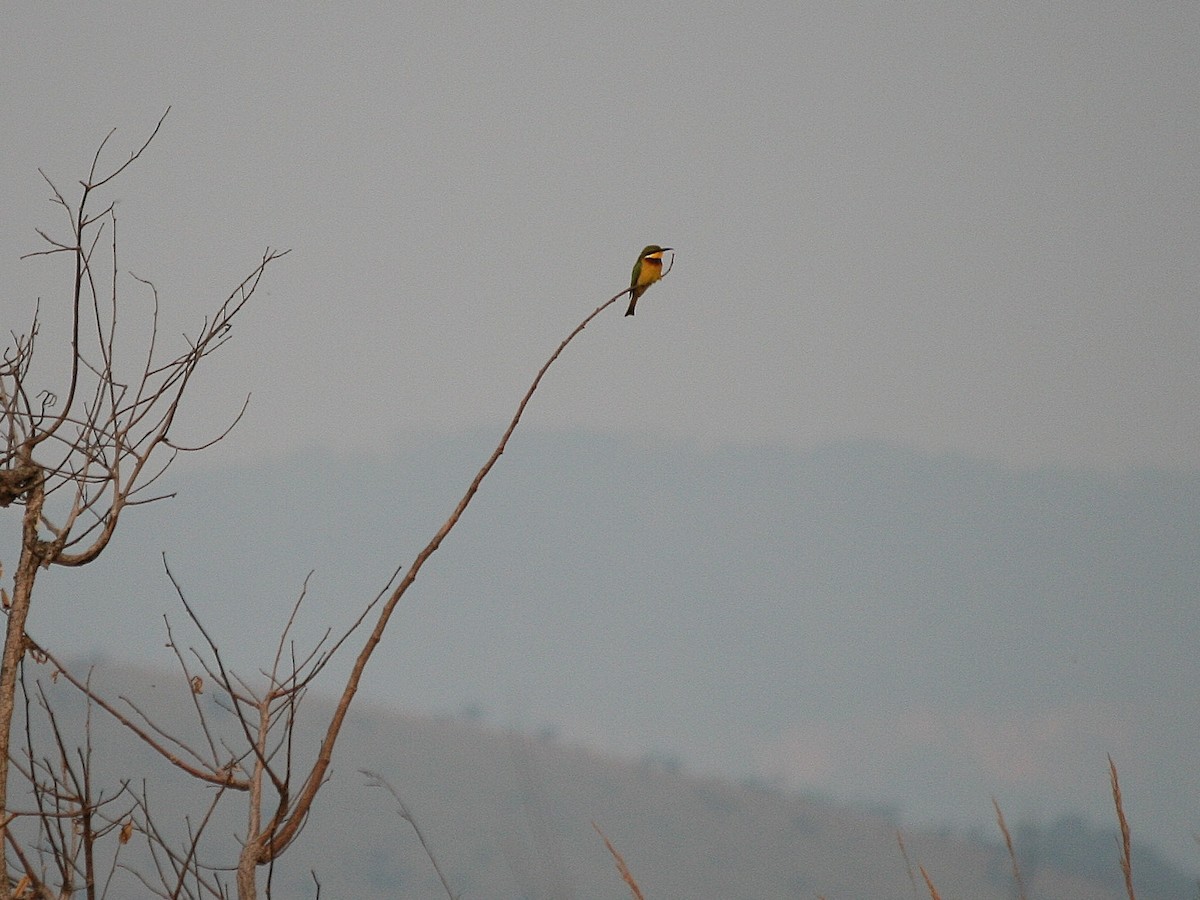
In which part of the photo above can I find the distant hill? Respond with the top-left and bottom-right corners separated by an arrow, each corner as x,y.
14,661 -> 1193,899
8,433 -> 1199,880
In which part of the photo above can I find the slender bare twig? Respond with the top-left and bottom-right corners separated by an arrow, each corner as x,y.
21,638 -> 246,790
121,779 -> 231,900
262,281 -> 648,863
164,561 -> 281,785
162,615 -> 223,767
361,770 -> 457,900
167,784 -> 229,900
918,864 -> 943,900
896,830 -> 920,900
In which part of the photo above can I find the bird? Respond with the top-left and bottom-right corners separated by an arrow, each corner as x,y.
625,245 -> 672,316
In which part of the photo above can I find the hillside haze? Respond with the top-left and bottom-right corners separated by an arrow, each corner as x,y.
15,662 -> 1194,899
10,433 -> 1199,875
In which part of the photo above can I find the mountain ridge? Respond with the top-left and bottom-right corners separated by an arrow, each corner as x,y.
17,658 -> 1194,899
8,432 -> 1198,877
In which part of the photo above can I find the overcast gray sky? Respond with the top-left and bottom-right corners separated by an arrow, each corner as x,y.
4,3 -> 1198,472
4,1 -> 1200,877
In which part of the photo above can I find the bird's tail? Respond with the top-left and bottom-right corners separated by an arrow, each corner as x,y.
624,290 -> 638,316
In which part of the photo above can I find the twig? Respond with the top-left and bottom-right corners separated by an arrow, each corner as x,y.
896,830 -> 919,900
267,283 -> 636,859
361,770 -> 456,900
918,865 -> 943,900
21,637 -> 247,790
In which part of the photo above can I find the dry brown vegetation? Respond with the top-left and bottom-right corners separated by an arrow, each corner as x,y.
1,112 -> 658,899
912,761 -> 1142,900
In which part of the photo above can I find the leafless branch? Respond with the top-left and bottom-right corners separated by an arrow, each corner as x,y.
896,830 -> 920,900
362,770 -> 457,900
6,105 -> 672,900
262,285 -> 634,862
919,865 -> 943,900
21,641 -> 246,791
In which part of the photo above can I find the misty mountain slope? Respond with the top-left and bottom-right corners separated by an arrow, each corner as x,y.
11,433 -> 1199,873
17,662 -> 1178,900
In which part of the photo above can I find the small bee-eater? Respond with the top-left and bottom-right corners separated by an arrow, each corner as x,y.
625,245 -> 672,316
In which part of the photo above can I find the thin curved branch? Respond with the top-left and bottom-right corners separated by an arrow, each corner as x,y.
20,639 -> 248,791
362,770 -> 457,900
266,281 -> 643,858
88,108 -> 170,193
22,107 -> 167,453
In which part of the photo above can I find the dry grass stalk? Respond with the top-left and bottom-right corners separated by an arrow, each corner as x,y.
592,821 -> 645,900
1108,755 -> 1136,900
993,797 -> 1028,900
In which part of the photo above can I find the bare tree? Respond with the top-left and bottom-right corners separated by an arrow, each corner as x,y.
1,110 -> 286,898
3,113 -> 663,899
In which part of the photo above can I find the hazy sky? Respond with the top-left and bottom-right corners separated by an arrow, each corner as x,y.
3,3 -> 1198,471
3,1 -> 1199,878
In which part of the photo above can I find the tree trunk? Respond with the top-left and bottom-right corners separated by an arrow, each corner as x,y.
0,471 -> 46,900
